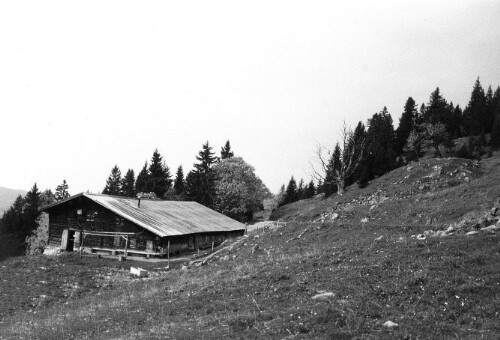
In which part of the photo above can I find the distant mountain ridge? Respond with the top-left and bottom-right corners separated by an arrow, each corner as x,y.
0,186 -> 27,216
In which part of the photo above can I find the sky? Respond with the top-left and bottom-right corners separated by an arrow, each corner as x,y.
1,0 -> 500,195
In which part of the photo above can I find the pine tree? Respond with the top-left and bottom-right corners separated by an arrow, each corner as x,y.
220,140 -> 234,159
55,180 -> 70,201
121,169 -> 136,197
135,162 -> 149,194
173,165 -> 185,195
395,97 -> 417,155
102,165 -> 122,195
148,149 -> 172,198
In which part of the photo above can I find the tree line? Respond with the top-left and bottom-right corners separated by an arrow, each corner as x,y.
279,78 -> 500,205
100,140 -> 269,222
0,180 -> 70,240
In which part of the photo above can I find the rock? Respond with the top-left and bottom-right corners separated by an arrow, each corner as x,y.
312,292 -> 336,300
375,236 -> 383,241
466,231 -> 479,236
181,265 -> 189,271
491,207 -> 499,216
252,245 -> 260,254
436,230 -> 448,237
406,166 -> 413,172
383,321 -> 398,328
361,217 -> 369,223
446,225 -> 455,233
416,234 -> 426,240
331,213 -> 339,221
370,205 -> 377,210
481,225 -> 499,232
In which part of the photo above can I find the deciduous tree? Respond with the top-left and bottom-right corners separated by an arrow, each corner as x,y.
212,157 -> 270,221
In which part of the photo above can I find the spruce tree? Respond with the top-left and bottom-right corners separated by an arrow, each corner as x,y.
173,165 -> 185,195
491,115 -> 500,148
395,97 -> 417,155
424,88 -> 450,125
305,180 -> 316,198
55,180 -> 70,201
135,162 -> 149,194
186,141 -> 217,208
283,177 -> 298,205
148,149 -> 172,198
297,178 -> 305,200
102,165 -> 122,195
24,183 -> 41,235
463,78 -> 487,135
360,107 -> 397,182
121,169 -> 136,197
220,140 -> 234,159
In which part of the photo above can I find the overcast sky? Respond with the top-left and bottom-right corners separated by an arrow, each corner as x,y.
1,0 -> 500,195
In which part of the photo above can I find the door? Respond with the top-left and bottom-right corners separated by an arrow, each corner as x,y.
67,230 -> 75,251
60,229 -> 69,250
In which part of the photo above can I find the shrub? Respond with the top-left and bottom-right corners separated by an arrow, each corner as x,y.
25,212 -> 49,255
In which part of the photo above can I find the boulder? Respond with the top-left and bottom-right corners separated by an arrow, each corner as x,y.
383,321 -> 398,328
312,292 -> 336,300
466,231 -> 479,236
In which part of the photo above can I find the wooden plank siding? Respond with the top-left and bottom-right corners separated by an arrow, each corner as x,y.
46,195 -> 245,256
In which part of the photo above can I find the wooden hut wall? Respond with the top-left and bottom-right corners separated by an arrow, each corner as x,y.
47,197 -> 157,251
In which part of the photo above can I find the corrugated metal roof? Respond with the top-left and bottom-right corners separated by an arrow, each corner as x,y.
42,193 -> 245,237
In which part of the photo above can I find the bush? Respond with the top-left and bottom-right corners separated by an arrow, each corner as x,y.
25,212 -> 49,255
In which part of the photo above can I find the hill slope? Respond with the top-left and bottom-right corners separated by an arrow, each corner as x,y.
0,186 -> 26,216
271,155 -> 500,230
0,155 -> 499,339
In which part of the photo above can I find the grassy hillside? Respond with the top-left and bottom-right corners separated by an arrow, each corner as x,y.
271,154 -> 500,229
0,155 -> 499,339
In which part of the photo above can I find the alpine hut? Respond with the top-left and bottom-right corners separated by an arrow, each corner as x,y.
40,193 -> 246,257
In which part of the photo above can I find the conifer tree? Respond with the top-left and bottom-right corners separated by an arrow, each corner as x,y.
424,88 -> 450,125
102,165 -> 122,195
173,165 -> 185,195
283,177 -> 298,205
220,140 -> 234,159
148,149 -> 172,198
55,180 -> 70,201
491,115 -> 500,148
135,162 -> 149,194
463,78 -> 487,135
305,180 -> 316,198
121,169 -> 136,197
186,141 -> 217,208
395,97 -> 417,155
360,107 -> 396,182
24,183 -> 41,235
297,178 -> 305,200
41,189 -> 56,206
277,184 -> 286,206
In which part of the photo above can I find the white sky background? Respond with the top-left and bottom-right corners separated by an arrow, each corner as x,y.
1,1 -> 500,194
